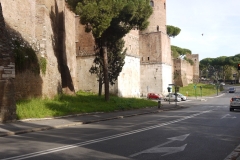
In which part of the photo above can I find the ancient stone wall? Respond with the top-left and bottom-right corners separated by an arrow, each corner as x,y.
140,63 -> 172,96
0,0 -> 198,104
123,30 -> 140,57
74,12 -> 95,93
118,55 -> 140,97
139,0 -> 172,96
1,0 -> 66,99
76,56 -> 99,93
188,54 -> 199,83
160,33 -> 171,65
139,31 -> 171,65
173,58 -> 194,87
75,18 -> 141,98
0,2 -> 16,122
139,31 -> 172,96
140,33 -> 163,63
61,4 -> 79,94
118,30 -> 141,97
140,0 -> 166,34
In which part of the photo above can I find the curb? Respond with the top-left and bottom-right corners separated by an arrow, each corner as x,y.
0,106 -> 185,137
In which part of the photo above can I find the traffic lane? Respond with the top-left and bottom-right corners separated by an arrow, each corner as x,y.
14,107 -> 240,160
183,92 -> 232,107
1,106 -> 239,159
44,106 -> 240,160
85,106 -> 240,160
0,109 -> 211,160
0,109 -> 210,159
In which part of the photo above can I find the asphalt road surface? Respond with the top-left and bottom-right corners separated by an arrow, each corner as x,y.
1,86 -> 240,160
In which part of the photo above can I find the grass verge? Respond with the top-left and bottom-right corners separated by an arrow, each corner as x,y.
16,83 -> 223,120
178,83 -> 223,97
16,91 -> 158,120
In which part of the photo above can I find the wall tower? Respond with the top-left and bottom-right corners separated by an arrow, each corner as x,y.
139,0 -> 172,96
141,0 -> 167,34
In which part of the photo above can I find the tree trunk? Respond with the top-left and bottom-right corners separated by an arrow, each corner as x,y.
98,77 -> 102,96
102,46 -> 109,101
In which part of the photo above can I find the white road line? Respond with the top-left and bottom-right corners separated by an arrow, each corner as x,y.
1,110 -> 212,160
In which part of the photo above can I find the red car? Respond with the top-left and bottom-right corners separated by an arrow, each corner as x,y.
147,93 -> 162,100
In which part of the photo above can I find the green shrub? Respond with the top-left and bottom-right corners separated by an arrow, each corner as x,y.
39,57 -> 47,75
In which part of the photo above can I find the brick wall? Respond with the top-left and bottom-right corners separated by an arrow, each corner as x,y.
173,58 -> 195,87
188,54 -> 199,82
0,2 -> 16,122
0,0 -> 200,106
1,0 -> 64,99
140,0 -> 166,34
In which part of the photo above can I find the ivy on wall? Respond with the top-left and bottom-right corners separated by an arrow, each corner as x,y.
12,38 -> 47,75
13,39 -> 40,74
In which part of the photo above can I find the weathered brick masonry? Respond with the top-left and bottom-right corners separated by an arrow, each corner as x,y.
0,0 -> 199,123
0,2 -> 16,122
173,54 -> 199,87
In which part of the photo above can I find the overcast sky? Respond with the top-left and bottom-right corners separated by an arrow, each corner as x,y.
166,0 -> 240,61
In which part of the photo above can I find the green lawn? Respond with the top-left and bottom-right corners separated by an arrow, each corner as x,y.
16,91 -> 158,120
16,84 -> 222,120
177,83 -> 223,97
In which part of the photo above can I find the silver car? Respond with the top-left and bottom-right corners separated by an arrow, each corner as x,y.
230,97 -> 240,111
173,93 -> 187,101
164,93 -> 181,102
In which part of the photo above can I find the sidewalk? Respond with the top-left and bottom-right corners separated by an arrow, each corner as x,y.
0,103 -> 186,137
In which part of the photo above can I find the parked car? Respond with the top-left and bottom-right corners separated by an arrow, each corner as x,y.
230,97 -> 240,111
220,82 -> 225,86
147,93 -> 162,100
173,93 -> 187,101
164,93 -> 181,102
229,87 -> 236,93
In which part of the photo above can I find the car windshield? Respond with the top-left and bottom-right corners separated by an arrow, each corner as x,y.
229,88 -> 235,90
232,98 -> 240,101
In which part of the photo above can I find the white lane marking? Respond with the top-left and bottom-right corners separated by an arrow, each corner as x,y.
137,144 -> 187,157
221,114 -> 237,119
130,134 -> 189,157
1,110 -> 211,160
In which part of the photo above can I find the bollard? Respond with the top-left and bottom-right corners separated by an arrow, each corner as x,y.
158,100 -> 161,109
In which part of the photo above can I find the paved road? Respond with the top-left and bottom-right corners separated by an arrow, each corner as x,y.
1,87 -> 240,160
